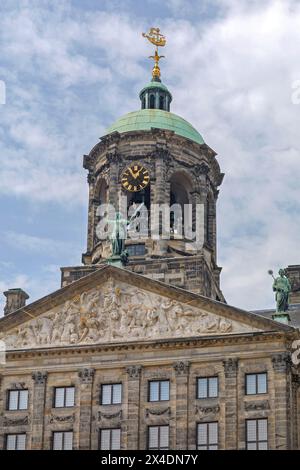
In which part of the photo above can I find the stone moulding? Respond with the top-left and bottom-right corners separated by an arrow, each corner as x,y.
244,400 -> 270,412
196,404 -> 220,416
49,414 -> 75,424
98,410 -> 122,421
3,415 -> 30,426
145,407 -> 171,418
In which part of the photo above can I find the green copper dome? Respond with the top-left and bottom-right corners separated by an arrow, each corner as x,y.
104,109 -> 205,145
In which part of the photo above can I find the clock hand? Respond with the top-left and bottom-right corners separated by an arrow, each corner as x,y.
128,167 -> 137,179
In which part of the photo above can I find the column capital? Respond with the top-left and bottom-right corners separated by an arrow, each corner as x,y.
126,365 -> 142,379
223,358 -> 238,378
78,368 -> 95,384
173,361 -> 190,376
32,371 -> 48,385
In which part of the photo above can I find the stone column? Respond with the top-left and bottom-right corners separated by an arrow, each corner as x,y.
174,361 -> 190,450
223,358 -> 238,450
272,353 -> 291,450
126,365 -> 142,450
78,368 -> 95,450
291,374 -> 300,449
31,371 -> 48,450
107,150 -> 121,210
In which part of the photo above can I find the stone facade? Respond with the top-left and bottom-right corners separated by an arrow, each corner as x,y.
0,267 -> 299,450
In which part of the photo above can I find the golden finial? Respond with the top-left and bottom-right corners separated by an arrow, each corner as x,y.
142,27 -> 166,80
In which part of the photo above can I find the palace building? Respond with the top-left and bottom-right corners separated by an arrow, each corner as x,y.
0,30 -> 300,451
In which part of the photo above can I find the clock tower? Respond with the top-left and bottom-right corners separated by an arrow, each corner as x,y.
61,30 -> 225,302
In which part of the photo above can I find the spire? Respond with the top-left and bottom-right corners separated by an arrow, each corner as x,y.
140,28 -> 172,111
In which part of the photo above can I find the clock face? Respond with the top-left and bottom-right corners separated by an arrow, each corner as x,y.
121,163 -> 150,192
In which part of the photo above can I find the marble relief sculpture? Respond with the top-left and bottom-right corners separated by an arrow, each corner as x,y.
1,280 -> 250,351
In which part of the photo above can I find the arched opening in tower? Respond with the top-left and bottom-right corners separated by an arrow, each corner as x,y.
170,173 -> 191,239
126,185 -> 151,238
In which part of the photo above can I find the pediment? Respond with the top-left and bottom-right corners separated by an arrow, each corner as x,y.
0,266 -> 290,351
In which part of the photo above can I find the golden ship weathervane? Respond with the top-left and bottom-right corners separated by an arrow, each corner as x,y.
142,27 -> 166,80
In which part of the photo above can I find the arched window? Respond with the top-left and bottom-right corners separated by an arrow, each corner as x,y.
169,172 -> 192,239
149,94 -> 155,109
159,95 -> 164,110
142,97 -> 146,109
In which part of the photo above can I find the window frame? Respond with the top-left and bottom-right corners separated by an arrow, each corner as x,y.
7,389 -> 29,411
245,372 -> 268,396
53,386 -> 75,408
5,433 -> 27,450
52,430 -> 74,450
99,428 -> 121,450
100,383 -> 122,406
197,422 -> 219,450
147,425 -> 169,450
246,418 -> 268,450
196,376 -> 219,399
148,380 -> 170,402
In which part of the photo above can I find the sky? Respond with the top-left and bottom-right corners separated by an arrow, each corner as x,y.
0,0 -> 300,315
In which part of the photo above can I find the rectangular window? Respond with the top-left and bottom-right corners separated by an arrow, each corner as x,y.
149,380 -> 170,402
101,384 -> 122,405
99,429 -> 121,450
197,422 -> 218,450
246,419 -> 268,450
197,377 -> 219,399
5,434 -> 26,450
52,431 -> 73,450
246,373 -> 267,395
7,390 -> 28,411
54,387 -> 75,408
127,244 -> 145,257
148,425 -> 169,450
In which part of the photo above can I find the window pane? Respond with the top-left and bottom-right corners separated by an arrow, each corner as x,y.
209,445 -> 218,450
55,388 -> 65,408
257,374 -> 267,394
246,375 -> 256,395
63,432 -> 73,450
6,435 -> 16,450
149,427 -> 158,449
258,419 -> 268,441
247,443 -> 257,450
8,391 -> 19,410
112,384 -> 122,404
160,426 -> 169,449
149,382 -> 159,401
258,442 -> 268,450
65,387 -> 75,407
100,430 -> 111,450
209,378 -> 218,398
111,429 -> 121,450
208,422 -> 218,445
53,432 -> 63,450
247,420 -> 257,442
160,381 -> 169,401
19,390 -> 28,410
198,378 -> 208,398
16,434 -> 26,450
198,424 -> 207,446
102,385 -> 112,405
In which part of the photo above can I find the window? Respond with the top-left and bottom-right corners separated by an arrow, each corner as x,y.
5,434 -> 26,450
197,422 -> 218,450
246,419 -> 268,450
127,244 -> 146,257
52,431 -> 73,450
197,377 -> 218,399
149,94 -> 155,109
99,429 -> 121,450
7,390 -> 28,411
148,425 -> 169,450
159,95 -> 165,110
54,387 -> 75,408
246,373 -> 267,395
149,380 -> 170,402
101,384 -> 122,405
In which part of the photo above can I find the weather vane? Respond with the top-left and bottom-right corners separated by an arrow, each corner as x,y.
142,27 -> 166,81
